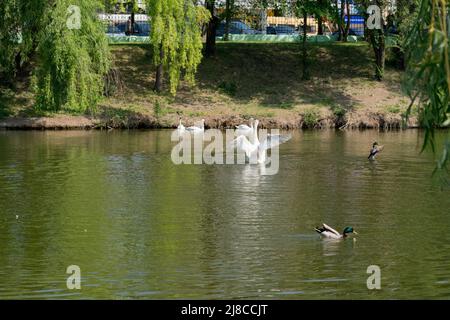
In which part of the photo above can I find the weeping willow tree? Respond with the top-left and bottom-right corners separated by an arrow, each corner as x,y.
148,0 -> 210,94
405,0 -> 450,183
34,0 -> 111,112
0,1 -> 21,84
0,0 -> 110,112
0,1 -> 48,85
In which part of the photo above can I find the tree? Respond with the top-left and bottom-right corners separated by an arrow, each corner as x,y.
205,0 -> 220,57
148,0 -> 210,94
0,0 -> 48,85
295,0 -> 318,80
343,0 -> 351,42
335,0 -> 344,40
0,0 -> 111,112
404,0 -> 450,178
314,0 -> 333,36
224,0 -> 235,41
390,0 -> 419,69
355,0 -> 390,80
130,1 -> 139,34
34,0 -> 111,112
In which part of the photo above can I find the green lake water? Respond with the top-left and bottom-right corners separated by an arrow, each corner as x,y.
0,129 -> 449,299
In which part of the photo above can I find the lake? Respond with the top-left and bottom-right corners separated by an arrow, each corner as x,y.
0,129 -> 449,299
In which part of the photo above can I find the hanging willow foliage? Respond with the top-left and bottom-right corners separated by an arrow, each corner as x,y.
148,0 -> 210,95
0,0 -> 48,84
404,0 -> 450,181
34,0 -> 111,112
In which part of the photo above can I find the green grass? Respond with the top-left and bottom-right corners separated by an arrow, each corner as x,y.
1,42 -> 408,128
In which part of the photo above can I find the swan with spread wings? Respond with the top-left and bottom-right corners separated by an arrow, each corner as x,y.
229,119 -> 292,163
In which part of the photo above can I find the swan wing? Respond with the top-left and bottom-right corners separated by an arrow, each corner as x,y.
260,134 -> 292,151
236,124 -> 251,130
235,128 -> 253,137
186,126 -> 200,132
229,135 -> 255,156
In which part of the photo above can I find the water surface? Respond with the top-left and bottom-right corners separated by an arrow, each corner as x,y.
0,129 -> 449,299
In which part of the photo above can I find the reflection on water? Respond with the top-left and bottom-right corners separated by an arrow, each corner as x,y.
0,129 -> 449,299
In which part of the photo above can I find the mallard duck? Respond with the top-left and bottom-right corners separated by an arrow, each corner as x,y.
315,223 -> 358,239
368,142 -> 384,160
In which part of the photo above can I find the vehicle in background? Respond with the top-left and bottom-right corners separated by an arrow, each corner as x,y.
331,28 -> 361,37
341,15 -> 365,37
266,24 -> 296,35
106,21 -> 150,37
106,24 -> 126,37
216,20 -> 259,37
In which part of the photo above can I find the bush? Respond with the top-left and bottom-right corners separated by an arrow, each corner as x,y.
302,108 -> 320,128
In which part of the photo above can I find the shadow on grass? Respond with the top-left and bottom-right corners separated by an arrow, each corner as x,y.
96,105 -> 157,128
110,42 -> 376,110
196,42 -> 373,108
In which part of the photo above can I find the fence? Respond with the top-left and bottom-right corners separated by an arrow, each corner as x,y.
99,9 -> 366,40
100,13 -> 150,37
267,16 -> 318,35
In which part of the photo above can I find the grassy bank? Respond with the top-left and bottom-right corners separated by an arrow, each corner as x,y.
0,42 -> 417,129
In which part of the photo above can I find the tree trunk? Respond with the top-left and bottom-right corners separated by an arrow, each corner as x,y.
154,47 -> 164,92
369,29 -> 385,81
302,11 -> 309,80
368,1 -> 385,81
205,0 -> 217,57
343,0 -> 351,42
338,0 -> 344,41
317,0 -> 324,35
260,8 -> 267,34
131,1 -> 135,34
224,0 -> 232,41
318,16 -> 323,35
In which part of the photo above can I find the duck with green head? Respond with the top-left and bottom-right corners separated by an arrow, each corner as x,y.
315,223 -> 358,239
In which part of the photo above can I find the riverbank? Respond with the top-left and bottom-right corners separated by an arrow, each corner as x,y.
0,42 -> 419,130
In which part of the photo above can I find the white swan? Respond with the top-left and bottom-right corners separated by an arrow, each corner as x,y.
232,119 -> 260,158
230,119 -> 291,163
257,132 -> 292,163
235,118 -> 254,137
177,118 -> 185,133
186,119 -> 205,134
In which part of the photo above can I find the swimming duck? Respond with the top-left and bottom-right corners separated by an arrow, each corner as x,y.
368,142 -> 384,160
315,223 -> 358,239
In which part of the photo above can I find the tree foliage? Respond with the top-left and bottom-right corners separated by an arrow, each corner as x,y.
294,0 -> 324,80
148,0 -> 210,94
0,0 -> 111,112
354,0 -> 391,80
0,1 -> 47,83
404,0 -> 450,178
34,0 -> 111,112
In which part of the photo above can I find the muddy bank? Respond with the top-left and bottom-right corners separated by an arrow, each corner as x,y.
0,110 -> 419,130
